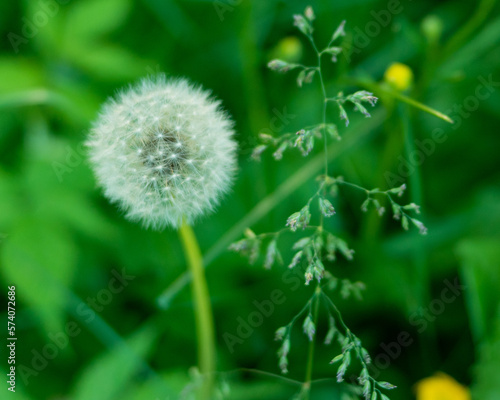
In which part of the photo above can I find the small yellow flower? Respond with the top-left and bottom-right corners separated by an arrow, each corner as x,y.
416,372 -> 470,400
384,62 -> 414,91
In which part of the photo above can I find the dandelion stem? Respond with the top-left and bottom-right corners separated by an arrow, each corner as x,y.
178,221 -> 216,399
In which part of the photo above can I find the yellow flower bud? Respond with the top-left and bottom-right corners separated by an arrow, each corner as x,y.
416,373 -> 470,400
272,36 -> 303,63
384,62 -> 414,91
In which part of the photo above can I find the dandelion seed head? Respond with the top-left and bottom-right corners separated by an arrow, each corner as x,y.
87,75 -> 237,229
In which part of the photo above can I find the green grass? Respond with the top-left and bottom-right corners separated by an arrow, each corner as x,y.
0,1 -> 499,399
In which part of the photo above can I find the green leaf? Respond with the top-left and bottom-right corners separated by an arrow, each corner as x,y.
41,190 -> 118,242
67,44 -> 151,81
0,57 -> 45,94
121,372 -> 183,400
65,0 -> 132,43
472,308 -> 500,400
458,237 -> 500,399
72,324 -> 159,400
23,1 -> 62,56
1,221 -> 76,334
457,238 -> 500,341
441,15 -> 500,75
0,170 -> 23,230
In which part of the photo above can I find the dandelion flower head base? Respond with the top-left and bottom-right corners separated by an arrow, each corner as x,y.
87,75 -> 237,229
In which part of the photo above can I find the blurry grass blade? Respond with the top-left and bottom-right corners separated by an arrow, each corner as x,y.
71,322 -> 160,400
384,89 -> 453,123
0,169 -> 23,229
143,0 -> 197,38
0,89 -> 55,108
472,310 -> 500,400
42,190 -> 119,241
66,44 -> 153,82
400,103 -> 437,360
440,15 -> 500,74
457,238 -> 500,342
121,374 -> 179,400
0,89 -> 84,121
444,0 -> 497,57
65,292 -> 170,394
65,0 -> 132,43
157,110 -> 384,308
0,57 -> 45,93
1,221 -> 76,334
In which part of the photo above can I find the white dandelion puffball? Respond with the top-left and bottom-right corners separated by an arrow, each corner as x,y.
87,75 -> 237,229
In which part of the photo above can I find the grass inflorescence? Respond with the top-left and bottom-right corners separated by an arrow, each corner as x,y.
231,6 -> 429,400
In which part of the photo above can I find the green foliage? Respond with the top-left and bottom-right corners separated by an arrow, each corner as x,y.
472,313 -> 500,400
457,238 -> 500,341
1,221 -> 76,334
1,0 -> 499,399
71,324 -> 160,400
458,238 -> 500,399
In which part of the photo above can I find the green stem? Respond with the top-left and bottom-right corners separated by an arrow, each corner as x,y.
299,34 -> 330,399
384,89 -> 453,124
179,221 -> 216,399
302,286 -> 321,399
345,77 -> 453,124
308,34 -> 329,177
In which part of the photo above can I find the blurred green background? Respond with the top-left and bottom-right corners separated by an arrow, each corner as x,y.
1,0 -> 499,399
